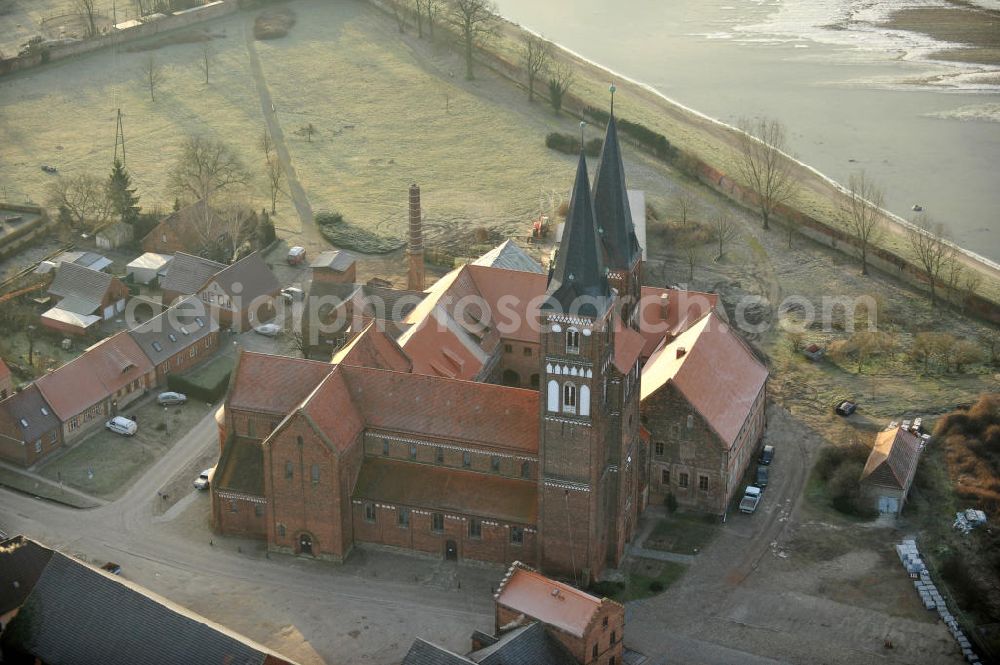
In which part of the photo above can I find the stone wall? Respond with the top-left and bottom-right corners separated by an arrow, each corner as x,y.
0,1 -> 237,77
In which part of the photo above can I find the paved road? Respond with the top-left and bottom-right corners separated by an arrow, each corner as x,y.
0,408 -> 494,664
243,19 -> 319,247
0,404 -> 961,664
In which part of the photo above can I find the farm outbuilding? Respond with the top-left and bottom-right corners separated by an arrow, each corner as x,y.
39,308 -> 101,336
96,222 -> 133,249
126,253 -> 173,285
860,425 -> 922,515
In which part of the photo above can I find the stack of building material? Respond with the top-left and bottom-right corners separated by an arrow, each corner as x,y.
896,539 -> 980,663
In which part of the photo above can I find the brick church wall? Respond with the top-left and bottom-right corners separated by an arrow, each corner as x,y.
265,414 -> 357,561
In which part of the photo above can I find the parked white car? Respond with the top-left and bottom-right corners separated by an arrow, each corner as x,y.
193,468 -> 214,491
254,323 -> 282,337
105,416 -> 137,436
157,391 -> 187,406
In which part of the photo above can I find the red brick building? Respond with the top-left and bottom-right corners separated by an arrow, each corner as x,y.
35,332 -> 155,445
641,311 -> 768,514
212,112 -> 767,581
403,561 -> 625,665
0,385 -> 63,466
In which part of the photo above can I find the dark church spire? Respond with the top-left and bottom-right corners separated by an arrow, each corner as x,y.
593,86 -> 642,271
544,142 -> 611,318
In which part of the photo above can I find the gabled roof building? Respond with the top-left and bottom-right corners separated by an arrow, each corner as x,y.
860,425 -> 923,515
0,536 -> 302,665
210,98 -> 767,580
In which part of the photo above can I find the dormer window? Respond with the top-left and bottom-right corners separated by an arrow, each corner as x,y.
19,418 -> 28,428
168,334 -> 177,343
195,317 -> 205,327
562,382 -> 577,414
566,329 -> 580,354
151,341 -> 163,353
40,407 -> 49,416
180,327 -> 189,336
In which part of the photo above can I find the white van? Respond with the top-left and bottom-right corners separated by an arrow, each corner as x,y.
105,416 -> 138,436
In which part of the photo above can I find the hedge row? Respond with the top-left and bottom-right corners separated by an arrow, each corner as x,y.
545,133 -> 603,158
167,363 -> 232,403
583,107 -> 678,162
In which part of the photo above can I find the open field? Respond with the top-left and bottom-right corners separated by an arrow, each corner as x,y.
254,0 -> 683,256
0,10 -> 299,231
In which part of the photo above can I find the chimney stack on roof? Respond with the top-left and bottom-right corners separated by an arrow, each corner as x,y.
676,347 -> 687,359
407,184 -> 425,291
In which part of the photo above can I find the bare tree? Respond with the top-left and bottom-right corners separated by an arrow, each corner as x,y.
167,136 -> 249,205
421,0 -> 444,41
265,155 -> 284,215
447,0 -> 497,80
711,210 -> 740,260
199,41 -> 215,85
979,329 -> 1000,366
907,215 -> 957,307
46,173 -> 113,231
390,0 -> 407,33
412,0 -> 424,37
425,0 -> 443,39
675,189 -> 696,228
735,117 -> 799,231
75,0 -> 99,38
679,237 -> 702,283
521,33 -> 551,102
547,64 -> 573,115
952,340 -> 983,373
910,332 -> 935,374
296,123 -> 316,143
142,54 -> 164,102
844,171 -> 885,275
260,130 -> 274,162
960,271 -> 982,314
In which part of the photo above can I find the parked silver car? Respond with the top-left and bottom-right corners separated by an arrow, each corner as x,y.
254,323 -> 282,337
193,468 -> 214,491
157,391 -> 187,406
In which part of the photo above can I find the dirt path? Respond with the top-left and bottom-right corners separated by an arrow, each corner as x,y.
243,19 -> 319,247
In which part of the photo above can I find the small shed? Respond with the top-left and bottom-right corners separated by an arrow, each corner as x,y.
39,308 -> 102,336
860,425 -> 922,515
126,253 -> 173,285
96,222 -> 134,249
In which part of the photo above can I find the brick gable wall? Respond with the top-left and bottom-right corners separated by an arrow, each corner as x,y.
643,382 -> 766,514
265,414 -> 354,561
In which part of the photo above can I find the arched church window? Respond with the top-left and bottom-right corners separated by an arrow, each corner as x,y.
580,385 -> 591,417
566,329 -> 580,354
547,380 -> 559,412
563,382 -> 577,413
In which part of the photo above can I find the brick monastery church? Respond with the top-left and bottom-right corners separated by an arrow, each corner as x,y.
212,112 -> 768,583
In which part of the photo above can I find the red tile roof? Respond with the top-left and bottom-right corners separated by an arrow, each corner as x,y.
333,322 -> 412,373
226,351 -> 334,415
35,332 -> 154,420
495,563 -> 614,638
298,369 -> 365,453
637,287 -> 718,358
466,265 -> 548,344
641,312 -> 767,447
398,307 -> 487,380
861,427 -> 922,490
613,320 -> 645,374
341,366 -> 539,454
354,458 -> 537,524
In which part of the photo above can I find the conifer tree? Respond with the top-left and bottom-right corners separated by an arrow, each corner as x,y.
107,158 -> 140,226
